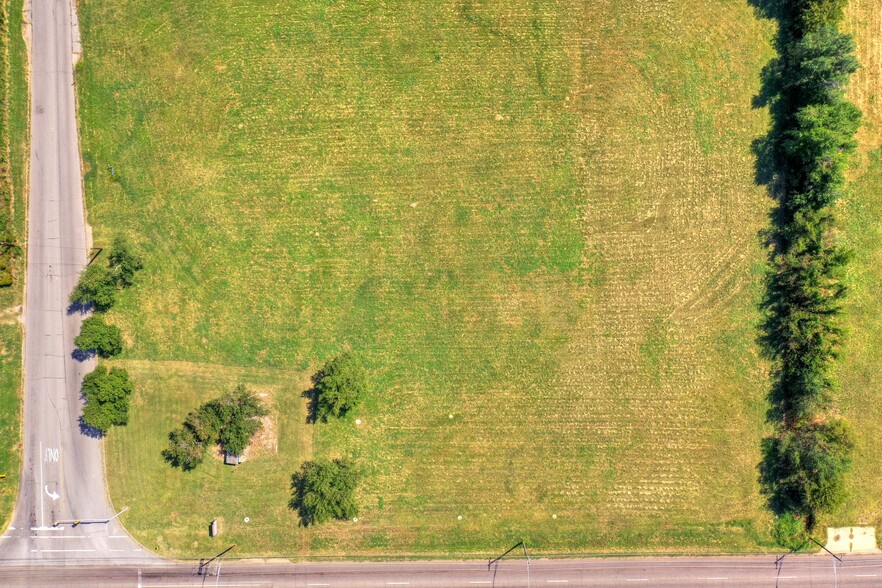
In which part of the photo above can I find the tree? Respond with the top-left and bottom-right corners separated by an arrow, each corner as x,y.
761,0 -> 858,534
788,0 -> 849,33
81,365 -> 134,433
314,353 -> 368,421
783,100 -> 861,194
207,384 -> 268,455
761,419 -> 855,521
163,384 -> 267,470
108,235 -> 144,288
70,263 -> 117,312
290,458 -> 360,526
785,27 -> 859,107
75,315 -> 124,357
162,427 -> 206,471
183,407 -> 221,445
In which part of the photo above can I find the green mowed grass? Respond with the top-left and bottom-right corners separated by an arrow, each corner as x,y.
0,0 -> 31,529
833,0 -> 882,535
106,361 -> 312,555
82,0 -> 780,556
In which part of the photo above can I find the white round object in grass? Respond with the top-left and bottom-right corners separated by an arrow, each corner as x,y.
552,514 -> 557,519
353,517 -> 359,523
448,414 -> 453,419
244,517 -> 250,523
355,419 -> 362,425
457,515 -> 462,520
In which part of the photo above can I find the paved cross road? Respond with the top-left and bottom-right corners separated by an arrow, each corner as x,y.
0,555 -> 881,586
0,0 -> 150,563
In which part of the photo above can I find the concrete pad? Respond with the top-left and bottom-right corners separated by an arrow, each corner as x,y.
824,527 -> 880,554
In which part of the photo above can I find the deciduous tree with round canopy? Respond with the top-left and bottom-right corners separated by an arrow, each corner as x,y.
314,353 -> 368,421
290,458 -> 360,526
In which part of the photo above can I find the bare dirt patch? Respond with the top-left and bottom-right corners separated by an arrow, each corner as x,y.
247,415 -> 278,457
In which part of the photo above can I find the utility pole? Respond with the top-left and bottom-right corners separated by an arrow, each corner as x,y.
774,540 -> 808,588
53,507 -> 128,527
809,537 -> 842,588
86,247 -> 103,266
489,540 -> 531,588
198,544 -> 236,577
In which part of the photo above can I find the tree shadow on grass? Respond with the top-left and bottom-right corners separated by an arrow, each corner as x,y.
302,386 -> 319,425
748,0 -> 796,518
747,0 -> 783,21
288,467 -> 314,527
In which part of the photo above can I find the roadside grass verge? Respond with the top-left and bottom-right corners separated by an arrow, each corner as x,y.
81,0 -> 778,556
0,0 -> 29,530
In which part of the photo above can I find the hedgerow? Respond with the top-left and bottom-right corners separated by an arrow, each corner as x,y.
759,3 -> 860,538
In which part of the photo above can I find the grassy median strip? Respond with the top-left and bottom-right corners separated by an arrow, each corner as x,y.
832,0 -> 882,540
81,0 -> 781,556
0,0 -> 30,529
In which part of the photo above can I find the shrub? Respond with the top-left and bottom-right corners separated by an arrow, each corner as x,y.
290,458 -> 360,526
0,252 -> 11,287
75,315 -> 124,358
70,263 -> 116,311
108,234 -> 144,288
81,365 -> 134,433
314,353 -> 368,421
772,513 -> 809,551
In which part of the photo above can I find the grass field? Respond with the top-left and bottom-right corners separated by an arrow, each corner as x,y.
833,0 -> 882,534
76,0 -> 788,557
0,0 -> 31,530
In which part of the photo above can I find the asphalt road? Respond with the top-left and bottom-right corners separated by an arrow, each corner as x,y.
0,0 -> 149,563
0,555 -> 879,587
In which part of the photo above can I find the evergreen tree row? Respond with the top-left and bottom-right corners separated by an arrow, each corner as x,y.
760,0 -> 860,541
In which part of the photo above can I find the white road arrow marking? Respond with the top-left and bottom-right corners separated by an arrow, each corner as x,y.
44,485 -> 59,500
